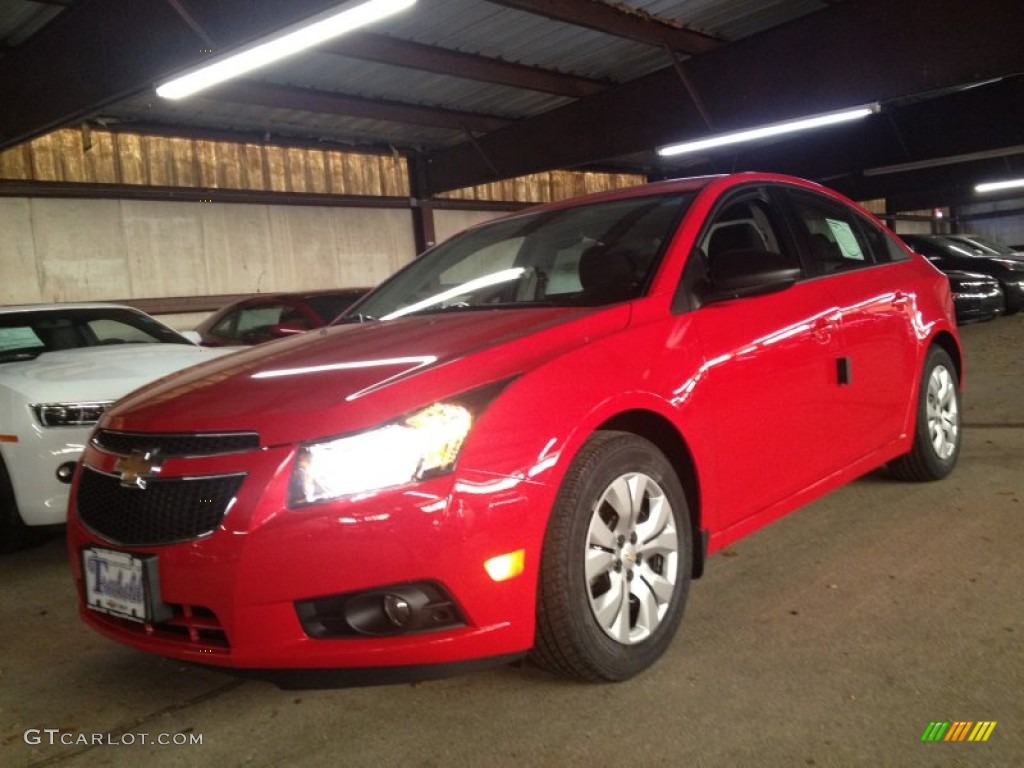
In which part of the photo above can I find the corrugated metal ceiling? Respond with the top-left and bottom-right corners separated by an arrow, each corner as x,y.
1,0 -> 1021,209
0,0 -> 832,152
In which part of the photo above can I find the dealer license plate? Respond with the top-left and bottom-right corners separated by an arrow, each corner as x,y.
82,548 -> 157,622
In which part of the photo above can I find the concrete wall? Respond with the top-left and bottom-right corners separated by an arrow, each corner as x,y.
434,208 -> 510,244
958,199 -> 1024,247
0,196 -> 417,305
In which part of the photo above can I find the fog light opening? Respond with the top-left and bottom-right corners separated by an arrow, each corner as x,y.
296,581 -> 466,638
56,462 -> 77,484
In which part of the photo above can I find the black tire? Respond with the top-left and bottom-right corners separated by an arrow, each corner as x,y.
0,458 -> 32,554
1001,284 -> 1020,316
888,346 -> 962,482
531,431 -> 692,681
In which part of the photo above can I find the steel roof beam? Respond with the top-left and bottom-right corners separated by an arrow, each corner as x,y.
320,32 -> 608,98
485,0 -> 721,54
424,0 -> 1024,194
0,0 -> 362,150
213,81 -> 511,133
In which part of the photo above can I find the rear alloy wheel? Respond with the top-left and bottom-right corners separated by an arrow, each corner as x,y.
532,432 -> 692,681
889,346 -> 961,481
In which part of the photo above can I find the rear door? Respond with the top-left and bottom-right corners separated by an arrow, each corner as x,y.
778,187 -> 917,465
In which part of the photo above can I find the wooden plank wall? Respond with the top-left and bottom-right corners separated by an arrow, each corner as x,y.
0,128 -> 410,196
0,128 -> 647,310
439,169 -> 646,204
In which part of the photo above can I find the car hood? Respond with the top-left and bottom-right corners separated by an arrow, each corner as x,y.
0,344 -> 232,403
104,306 -> 630,444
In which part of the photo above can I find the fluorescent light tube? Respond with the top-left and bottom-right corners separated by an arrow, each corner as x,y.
156,0 -> 416,100
975,178 -> 1024,193
657,104 -> 879,157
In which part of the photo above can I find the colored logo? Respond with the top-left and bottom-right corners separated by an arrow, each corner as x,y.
114,450 -> 162,490
921,721 -> 997,742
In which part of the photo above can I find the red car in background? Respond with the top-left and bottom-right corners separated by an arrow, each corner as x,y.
68,173 -> 962,684
194,288 -> 369,346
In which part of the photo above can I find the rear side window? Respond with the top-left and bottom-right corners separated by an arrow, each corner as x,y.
786,190 -> 876,274
786,191 -> 909,274
862,221 -> 911,263
215,303 -> 298,341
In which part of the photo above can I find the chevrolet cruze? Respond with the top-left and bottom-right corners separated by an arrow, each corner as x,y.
68,173 -> 963,683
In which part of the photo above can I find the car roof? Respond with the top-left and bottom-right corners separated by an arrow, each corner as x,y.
464,172 -> 844,229
0,302 -> 140,315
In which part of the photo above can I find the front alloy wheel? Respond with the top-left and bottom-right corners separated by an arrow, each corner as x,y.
585,472 -> 680,645
533,431 -> 692,681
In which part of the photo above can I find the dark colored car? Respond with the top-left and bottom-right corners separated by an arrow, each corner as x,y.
194,289 -> 369,346
942,233 -> 1023,257
901,234 -> 1024,314
944,271 -> 1004,323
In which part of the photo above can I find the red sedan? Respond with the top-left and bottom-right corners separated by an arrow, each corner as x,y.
68,173 -> 962,683
193,288 -> 369,346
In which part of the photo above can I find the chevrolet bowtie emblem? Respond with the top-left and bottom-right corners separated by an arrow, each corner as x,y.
114,450 -> 162,489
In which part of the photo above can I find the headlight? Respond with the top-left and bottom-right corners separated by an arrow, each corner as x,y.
290,402 -> 474,505
32,401 -> 114,427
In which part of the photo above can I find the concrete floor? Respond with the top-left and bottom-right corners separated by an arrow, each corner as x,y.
3,317 -> 1022,768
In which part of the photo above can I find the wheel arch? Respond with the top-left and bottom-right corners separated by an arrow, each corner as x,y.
596,409 -> 707,579
928,330 -> 963,385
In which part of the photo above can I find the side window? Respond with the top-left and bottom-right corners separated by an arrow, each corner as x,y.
787,190 -> 876,274
676,191 -> 799,312
87,318 -> 160,344
698,198 -> 784,259
212,313 -> 238,338
235,304 -> 289,339
860,218 -> 911,263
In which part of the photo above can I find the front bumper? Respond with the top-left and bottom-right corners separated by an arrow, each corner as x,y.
68,439 -> 550,670
1,420 -> 90,526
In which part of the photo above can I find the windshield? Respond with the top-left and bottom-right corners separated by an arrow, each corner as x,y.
947,235 -> 1017,256
345,193 -> 692,321
0,307 -> 191,363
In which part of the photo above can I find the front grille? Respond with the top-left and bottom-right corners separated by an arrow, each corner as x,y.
77,467 -> 245,546
92,429 -> 260,458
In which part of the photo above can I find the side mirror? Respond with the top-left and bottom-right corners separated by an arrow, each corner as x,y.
180,330 -> 203,344
703,248 -> 801,302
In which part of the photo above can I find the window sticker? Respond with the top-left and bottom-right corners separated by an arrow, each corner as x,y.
0,327 -> 44,352
825,218 -> 865,260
